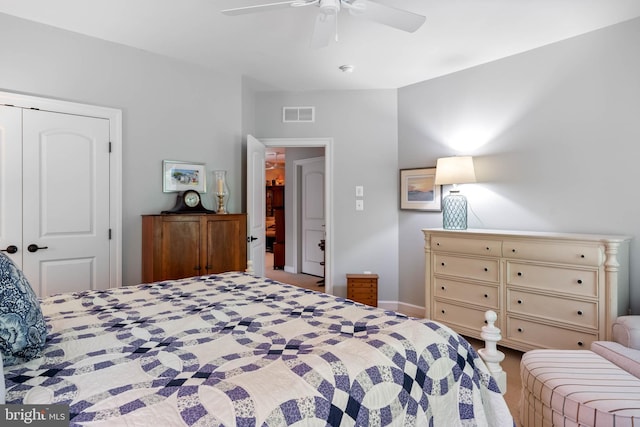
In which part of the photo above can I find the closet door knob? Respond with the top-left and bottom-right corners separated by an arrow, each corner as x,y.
1,245 -> 18,254
27,244 -> 48,253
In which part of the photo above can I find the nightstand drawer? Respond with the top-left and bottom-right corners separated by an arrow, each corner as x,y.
506,317 -> 597,350
507,289 -> 597,329
431,236 -> 502,257
506,262 -> 597,297
434,254 -> 500,283
504,240 -> 603,266
434,278 -> 499,309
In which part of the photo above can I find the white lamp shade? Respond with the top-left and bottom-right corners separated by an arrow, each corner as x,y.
434,156 -> 477,185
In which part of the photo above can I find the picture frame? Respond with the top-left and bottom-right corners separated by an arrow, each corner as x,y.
399,167 -> 442,211
162,160 -> 207,193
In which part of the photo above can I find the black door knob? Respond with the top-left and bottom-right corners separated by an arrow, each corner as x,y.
27,244 -> 48,253
1,245 -> 18,254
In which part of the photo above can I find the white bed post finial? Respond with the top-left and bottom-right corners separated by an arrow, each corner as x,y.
477,310 -> 507,394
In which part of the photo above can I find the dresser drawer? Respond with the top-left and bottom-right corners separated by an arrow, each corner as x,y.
434,254 -> 500,283
503,240 -> 603,266
434,277 -> 499,309
506,317 -> 597,350
433,300 -> 500,331
507,289 -> 597,329
431,235 -> 502,257
506,262 -> 597,297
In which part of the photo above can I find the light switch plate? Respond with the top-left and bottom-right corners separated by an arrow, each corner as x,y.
355,185 -> 364,197
356,199 -> 364,211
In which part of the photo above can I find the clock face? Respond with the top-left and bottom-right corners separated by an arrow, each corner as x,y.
183,190 -> 200,208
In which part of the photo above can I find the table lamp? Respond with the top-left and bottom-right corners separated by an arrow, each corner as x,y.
434,156 -> 476,230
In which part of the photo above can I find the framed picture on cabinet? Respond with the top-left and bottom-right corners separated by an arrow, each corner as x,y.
163,160 -> 207,193
399,167 -> 442,211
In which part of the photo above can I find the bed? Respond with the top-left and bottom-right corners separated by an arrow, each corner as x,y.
1,268 -> 513,426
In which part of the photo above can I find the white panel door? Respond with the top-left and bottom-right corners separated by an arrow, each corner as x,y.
22,109 -> 111,296
301,157 -> 325,277
247,135 -> 266,277
0,106 -> 23,266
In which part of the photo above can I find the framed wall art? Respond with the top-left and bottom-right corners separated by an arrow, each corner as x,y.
163,160 -> 207,193
399,167 -> 442,211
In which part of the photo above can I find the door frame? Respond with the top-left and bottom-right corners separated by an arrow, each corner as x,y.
0,90 -> 123,288
259,137 -> 333,295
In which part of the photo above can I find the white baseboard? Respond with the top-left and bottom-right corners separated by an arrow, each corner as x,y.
378,301 -> 426,318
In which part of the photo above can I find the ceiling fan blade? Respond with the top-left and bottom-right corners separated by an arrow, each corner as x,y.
355,0 -> 426,33
221,1 -> 299,16
310,11 -> 336,49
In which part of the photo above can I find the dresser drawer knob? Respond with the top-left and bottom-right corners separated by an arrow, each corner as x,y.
485,247 -> 490,251
517,272 -> 523,277
578,341 -> 584,347
436,242 -> 441,246
517,327 -> 523,333
484,267 -> 489,272
441,309 -> 446,314
577,279 -> 583,284
441,262 -> 446,266
512,249 -> 517,253
484,294 -> 489,298
517,299 -> 523,304
577,310 -> 583,315
441,286 -> 446,290
580,254 -> 585,258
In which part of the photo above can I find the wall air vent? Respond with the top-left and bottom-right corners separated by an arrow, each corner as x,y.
282,106 -> 315,123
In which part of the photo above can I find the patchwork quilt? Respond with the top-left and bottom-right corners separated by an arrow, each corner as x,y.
3,272 -> 513,426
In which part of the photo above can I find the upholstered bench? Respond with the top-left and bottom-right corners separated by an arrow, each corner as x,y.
520,316 -> 640,427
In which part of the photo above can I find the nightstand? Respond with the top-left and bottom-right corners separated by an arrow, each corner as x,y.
346,274 -> 378,307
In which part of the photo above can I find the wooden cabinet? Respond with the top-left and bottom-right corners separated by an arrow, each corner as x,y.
267,185 -> 285,269
423,228 -> 630,352
347,274 -> 378,307
142,214 -> 247,283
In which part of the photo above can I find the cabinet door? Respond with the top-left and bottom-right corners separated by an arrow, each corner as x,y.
158,216 -> 202,280
203,215 -> 247,274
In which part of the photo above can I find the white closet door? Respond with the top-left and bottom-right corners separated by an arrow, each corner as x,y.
22,109 -> 111,296
0,106 -> 23,266
301,157 -> 325,277
247,135 -> 266,277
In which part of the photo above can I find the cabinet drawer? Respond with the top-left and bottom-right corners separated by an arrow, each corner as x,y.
349,279 -> 376,288
434,254 -> 500,283
507,289 -> 597,329
434,278 -> 499,309
504,240 -> 603,266
506,262 -> 597,297
506,317 -> 596,350
433,300 -> 500,331
431,235 -> 502,257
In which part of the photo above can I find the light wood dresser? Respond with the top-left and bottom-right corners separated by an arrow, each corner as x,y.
422,228 -> 630,352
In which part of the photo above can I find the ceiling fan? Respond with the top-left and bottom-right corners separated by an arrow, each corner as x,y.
221,0 -> 426,48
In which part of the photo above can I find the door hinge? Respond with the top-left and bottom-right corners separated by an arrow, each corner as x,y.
109,142 -> 112,153
109,229 -> 112,240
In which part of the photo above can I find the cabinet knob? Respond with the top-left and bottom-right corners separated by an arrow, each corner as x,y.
580,254 -> 585,258
517,272 -> 523,277
484,267 -> 488,272
577,279 -> 583,284
517,299 -> 523,304
441,262 -> 445,266
512,248 -> 517,253
484,294 -> 489,298
441,309 -> 446,314
436,242 -> 441,246
485,247 -> 490,251
441,286 -> 446,290
578,341 -> 584,347
577,310 -> 583,315
517,327 -> 523,333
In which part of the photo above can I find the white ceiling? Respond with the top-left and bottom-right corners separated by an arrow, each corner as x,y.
2,0 -> 640,91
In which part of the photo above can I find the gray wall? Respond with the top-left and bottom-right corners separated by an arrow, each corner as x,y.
399,17 -> 640,312
254,90 -> 399,299
0,13 -> 243,286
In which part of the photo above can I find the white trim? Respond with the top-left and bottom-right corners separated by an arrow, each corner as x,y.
259,137 -> 333,295
378,301 -> 426,318
0,90 -> 123,289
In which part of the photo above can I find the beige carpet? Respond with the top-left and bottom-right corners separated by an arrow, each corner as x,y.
263,252 -> 523,422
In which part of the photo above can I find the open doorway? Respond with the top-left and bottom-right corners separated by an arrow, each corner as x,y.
263,147 -> 326,290
247,136 -> 333,294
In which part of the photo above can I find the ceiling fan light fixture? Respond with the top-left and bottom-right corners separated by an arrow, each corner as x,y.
319,0 -> 340,14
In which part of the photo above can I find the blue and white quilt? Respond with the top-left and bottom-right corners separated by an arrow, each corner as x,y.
3,272 -> 513,426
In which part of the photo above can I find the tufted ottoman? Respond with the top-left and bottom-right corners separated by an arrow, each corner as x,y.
520,344 -> 640,426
